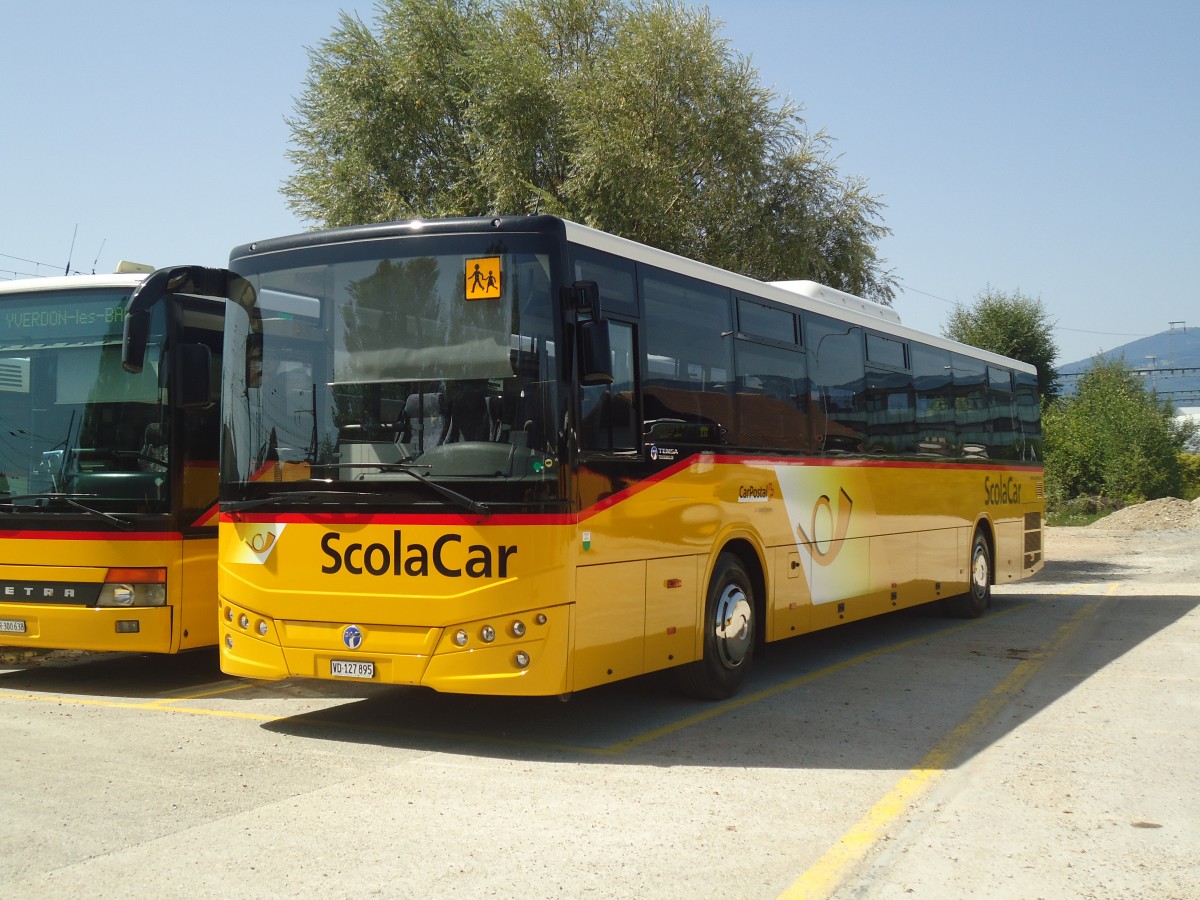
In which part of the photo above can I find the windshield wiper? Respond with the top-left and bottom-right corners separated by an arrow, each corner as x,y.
223,490 -> 382,513
374,465 -> 490,517
226,473 -> 489,518
0,493 -> 133,530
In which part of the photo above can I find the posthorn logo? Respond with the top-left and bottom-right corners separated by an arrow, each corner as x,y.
234,523 -> 286,564
343,624 -> 364,650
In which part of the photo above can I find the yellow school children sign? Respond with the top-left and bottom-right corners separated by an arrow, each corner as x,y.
465,257 -> 501,300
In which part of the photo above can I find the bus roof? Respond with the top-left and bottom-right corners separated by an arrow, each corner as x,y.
0,265 -> 151,296
560,219 -> 1037,375
227,214 -> 1036,376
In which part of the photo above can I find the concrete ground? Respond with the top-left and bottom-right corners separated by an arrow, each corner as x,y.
1,525 -> 1197,898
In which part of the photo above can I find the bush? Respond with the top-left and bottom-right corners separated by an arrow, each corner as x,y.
1181,452 -> 1200,501
1043,360 -> 1196,505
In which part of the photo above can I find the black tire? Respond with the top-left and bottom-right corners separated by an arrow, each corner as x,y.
677,552 -> 756,699
942,529 -> 992,619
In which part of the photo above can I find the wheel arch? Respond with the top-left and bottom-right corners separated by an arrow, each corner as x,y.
972,514 -> 997,586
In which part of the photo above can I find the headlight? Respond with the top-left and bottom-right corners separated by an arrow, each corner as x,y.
97,568 -> 166,608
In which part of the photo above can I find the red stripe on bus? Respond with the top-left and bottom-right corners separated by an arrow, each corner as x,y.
3,530 -> 184,541
221,454 -> 1042,527
191,503 -> 220,528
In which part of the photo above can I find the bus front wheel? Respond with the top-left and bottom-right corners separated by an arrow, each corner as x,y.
677,552 -> 755,700
943,530 -> 992,619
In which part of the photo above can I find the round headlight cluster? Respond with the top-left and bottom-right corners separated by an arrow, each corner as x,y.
225,607 -> 269,639
449,618 -> 536,671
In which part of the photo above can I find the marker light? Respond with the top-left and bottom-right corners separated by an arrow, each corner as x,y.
511,620 -> 527,638
514,651 -> 530,668
536,614 -> 547,625
225,607 -> 234,622
257,620 -> 269,636
225,635 -> 234,649
454,630 -> 469,647
480,625 -> 496,643
239,614 -> 250,629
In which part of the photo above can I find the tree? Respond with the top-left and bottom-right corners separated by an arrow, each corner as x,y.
1042,359 -> 1197,506
943,287 -> 1059,403
284,0 -> 896,302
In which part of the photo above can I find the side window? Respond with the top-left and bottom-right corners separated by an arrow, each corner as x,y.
641,267 -> 732,447
863,331 -> 912,454
580,321 -> 637,453
571,246 -> 638,317
988,366 -> 1017,459
738,298 -> 797,344
1014,370 -> 1042,460
804,312 -> 865,453
953,354 -> 988,457
734,340 -> 810,451
911,343 -> 954,456
864,367 -> 914,454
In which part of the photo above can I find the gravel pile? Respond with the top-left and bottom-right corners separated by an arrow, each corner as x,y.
1088,497 -> 1200,531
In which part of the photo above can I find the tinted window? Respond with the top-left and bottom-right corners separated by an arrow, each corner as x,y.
733,340 -> 810,450
580,322 -> 637,452
866,332 -> 908,369
805,312 -> 865,453
642,267 -> 733,446
572,246 -> 638,317
953,355 -> 988,458
865,367 -> 914,454
987,366 -> 1017,459
911,343 -> 954,455
738,298 -> 796,345
1014,370 -> 1042,460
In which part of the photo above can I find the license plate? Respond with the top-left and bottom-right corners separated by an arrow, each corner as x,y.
330,659 -> 375,679
0,619 -> 27,634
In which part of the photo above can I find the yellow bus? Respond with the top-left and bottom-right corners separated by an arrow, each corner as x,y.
125,217 -> 1044,698
0,265 -> 222,653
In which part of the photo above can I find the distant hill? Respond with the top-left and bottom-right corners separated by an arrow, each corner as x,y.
1059,328 -> 1200,406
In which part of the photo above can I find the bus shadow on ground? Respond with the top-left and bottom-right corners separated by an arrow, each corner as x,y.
262,587 -> 1198,771
1,557 -> 1187,772
0,646 -> 226,697
1025,553 -> 1135,584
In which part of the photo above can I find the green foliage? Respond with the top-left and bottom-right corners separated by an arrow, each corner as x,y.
943,287 -> 1059,403
1180,452 -> 1200,500
1043,359 -> 1196,506
284,0 -> 896,302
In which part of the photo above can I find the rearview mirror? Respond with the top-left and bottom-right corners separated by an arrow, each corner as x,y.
177,343 -> 213,410
579,320 -> 613,386
122,309 -> 151,374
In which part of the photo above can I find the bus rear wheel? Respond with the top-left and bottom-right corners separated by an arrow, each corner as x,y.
677,552 -> 755,700
942,529 -> 992,619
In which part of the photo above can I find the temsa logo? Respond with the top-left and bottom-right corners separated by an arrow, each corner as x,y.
320,530 -> 517,578
984,476 -> 1022,506
796,487 -> 854,566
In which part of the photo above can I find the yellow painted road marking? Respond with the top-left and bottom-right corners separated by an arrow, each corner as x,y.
0,689 -> 279,721
779,584 -> 1115,900
599,588 -> 1077,756
0,587 -> 1093,754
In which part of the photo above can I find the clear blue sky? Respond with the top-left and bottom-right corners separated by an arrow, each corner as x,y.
2,0 -> 1196,366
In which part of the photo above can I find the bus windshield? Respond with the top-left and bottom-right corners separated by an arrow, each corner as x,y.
222,235 -> 561,505
0,287 -> 169,513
